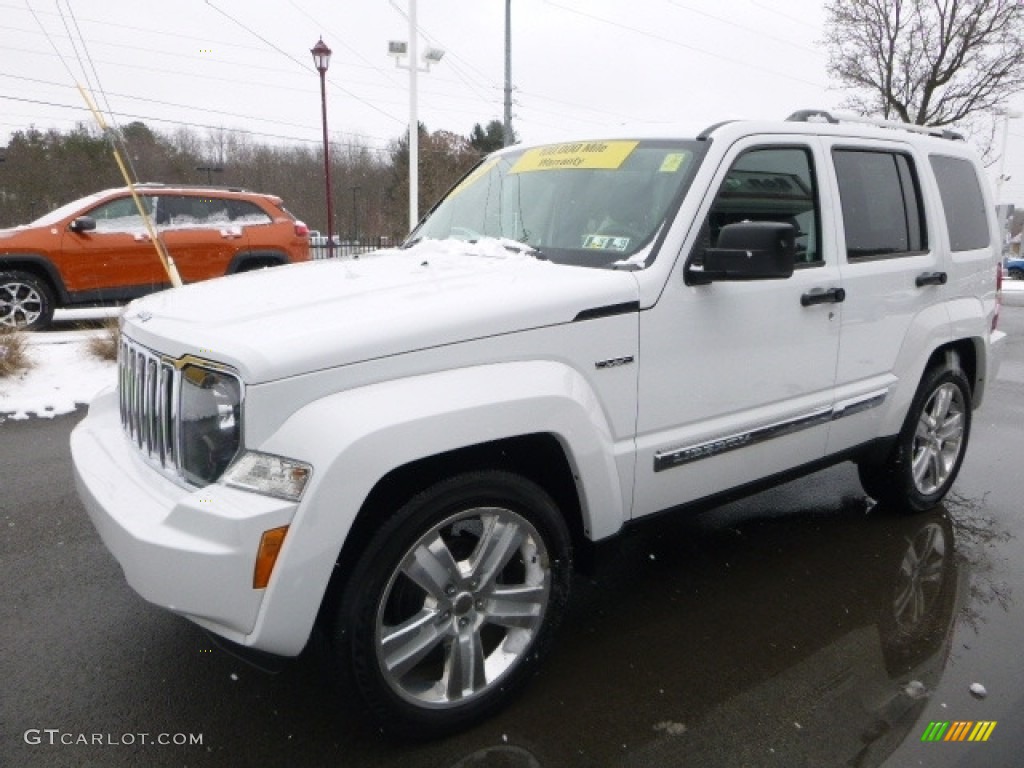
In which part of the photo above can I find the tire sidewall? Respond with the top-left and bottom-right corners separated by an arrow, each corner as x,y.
332,470 -> 572,738
893,365 -> 972,512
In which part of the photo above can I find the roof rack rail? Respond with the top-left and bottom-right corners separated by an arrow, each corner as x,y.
133,182 -> 250,192
785,110 -> 964,141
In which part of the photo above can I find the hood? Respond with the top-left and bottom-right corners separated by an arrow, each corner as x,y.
122,239 -> 640,383
0,225 -> 37,243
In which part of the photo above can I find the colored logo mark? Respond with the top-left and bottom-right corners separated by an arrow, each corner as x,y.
921,721 -> 997,742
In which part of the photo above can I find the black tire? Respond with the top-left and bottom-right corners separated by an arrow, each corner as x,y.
329,471 -> 572,738
858,364 -> 972,512
0,270 -> 56,331
1009,267 -> 1024,280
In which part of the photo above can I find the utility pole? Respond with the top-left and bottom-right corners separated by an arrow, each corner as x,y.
503,0 -> 513,147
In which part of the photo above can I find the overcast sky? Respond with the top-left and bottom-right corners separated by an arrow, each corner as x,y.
3,0 -> 1024,204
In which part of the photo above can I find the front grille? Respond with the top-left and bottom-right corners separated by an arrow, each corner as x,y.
119,338 -> 179,471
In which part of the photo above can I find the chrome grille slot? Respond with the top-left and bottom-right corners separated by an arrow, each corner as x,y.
118,338 -> 179,472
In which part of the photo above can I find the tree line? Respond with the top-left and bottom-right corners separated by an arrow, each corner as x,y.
0,119 -> 512,241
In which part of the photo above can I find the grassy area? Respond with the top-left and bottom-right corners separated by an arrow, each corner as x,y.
85,318 -> 120,363
0,327 -> 33,378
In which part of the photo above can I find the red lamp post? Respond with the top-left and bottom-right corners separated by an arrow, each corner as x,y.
311,38 -> 335,258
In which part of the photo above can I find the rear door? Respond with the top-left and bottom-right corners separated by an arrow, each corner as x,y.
156,195 -> 246,282
821,139 -> 948,455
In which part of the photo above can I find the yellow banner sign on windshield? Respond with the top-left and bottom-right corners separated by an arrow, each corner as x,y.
510,140 -> 639,173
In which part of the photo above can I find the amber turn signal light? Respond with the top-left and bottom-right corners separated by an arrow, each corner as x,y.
253,526 -> 289,589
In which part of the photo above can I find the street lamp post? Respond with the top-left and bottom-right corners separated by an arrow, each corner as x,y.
389,0 -> 444,232
311,37 -> 335,259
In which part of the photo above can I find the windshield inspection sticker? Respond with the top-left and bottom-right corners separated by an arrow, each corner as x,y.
583,235 -> 631,251
659,153 -> 688,173
511,141 -> 639,173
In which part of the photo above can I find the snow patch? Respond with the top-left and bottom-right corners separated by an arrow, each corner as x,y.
0,331 -> 115,420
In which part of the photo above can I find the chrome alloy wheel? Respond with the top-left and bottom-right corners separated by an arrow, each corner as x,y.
0,279 -> 44,328
910,383 -> 966,496
375,507 -> 551,708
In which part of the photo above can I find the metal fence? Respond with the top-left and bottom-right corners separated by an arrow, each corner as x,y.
309,236 -> 397,260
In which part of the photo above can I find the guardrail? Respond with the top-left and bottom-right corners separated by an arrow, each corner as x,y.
309,236 -> 396,260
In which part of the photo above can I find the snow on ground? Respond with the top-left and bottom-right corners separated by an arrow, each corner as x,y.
0,308 -> 120,422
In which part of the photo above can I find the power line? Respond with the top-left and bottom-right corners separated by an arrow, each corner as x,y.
203,0 -> 406,128
544,0 -> 826,90
665,0 -> 823,56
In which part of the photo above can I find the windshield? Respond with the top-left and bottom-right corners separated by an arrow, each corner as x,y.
412,139 -> 704,268
29,190 -> 114,227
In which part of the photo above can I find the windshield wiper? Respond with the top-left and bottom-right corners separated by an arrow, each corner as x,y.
490,237 -> 547,260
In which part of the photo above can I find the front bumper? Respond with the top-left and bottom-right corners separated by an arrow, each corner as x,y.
71,389 -> 297,644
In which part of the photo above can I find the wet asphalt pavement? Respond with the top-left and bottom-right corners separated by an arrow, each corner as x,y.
2,307 -> 1023,768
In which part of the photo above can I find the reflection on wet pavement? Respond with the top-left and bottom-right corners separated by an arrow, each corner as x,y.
242,469 -> 1005,768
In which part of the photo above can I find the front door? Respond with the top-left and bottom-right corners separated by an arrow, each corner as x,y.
59,193 -> 166,299
633,139 -> 844,518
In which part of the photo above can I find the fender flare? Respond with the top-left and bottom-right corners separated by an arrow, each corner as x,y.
245,360 -> 627,654
0,254 -> 70,303
880,301 -> 956,435
227,250 -> 288,273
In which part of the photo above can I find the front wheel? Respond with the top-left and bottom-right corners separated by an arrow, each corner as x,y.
0,271 -> 55,330
330,471 -> 572,738
858,364 -> 972,512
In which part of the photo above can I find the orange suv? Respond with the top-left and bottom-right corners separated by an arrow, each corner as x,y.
0,184 -> 311,330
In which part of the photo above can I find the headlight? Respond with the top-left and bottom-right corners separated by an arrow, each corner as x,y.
179,363 -> 242,486
222,451 -> 312,501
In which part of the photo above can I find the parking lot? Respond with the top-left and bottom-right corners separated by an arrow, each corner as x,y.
1,306 -> 1022,767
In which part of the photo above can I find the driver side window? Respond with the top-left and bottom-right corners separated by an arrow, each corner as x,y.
696,146 -> 821,265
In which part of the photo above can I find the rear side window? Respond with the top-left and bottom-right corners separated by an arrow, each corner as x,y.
833,149 -> 926,259
929,155 -> 991,251
226,199 -> 273,224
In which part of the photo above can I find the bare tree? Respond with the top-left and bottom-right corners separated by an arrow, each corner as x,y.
824,0 -> 1024,126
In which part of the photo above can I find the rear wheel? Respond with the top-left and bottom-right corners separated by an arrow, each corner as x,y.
0,271 -> 55,331
858,363 -> 972,512
1009,266 -> 1024,280
330,471 -> 572,738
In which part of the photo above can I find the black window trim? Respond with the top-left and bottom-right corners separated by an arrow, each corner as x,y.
684,141 -> 825,276
831,145 -> 930,262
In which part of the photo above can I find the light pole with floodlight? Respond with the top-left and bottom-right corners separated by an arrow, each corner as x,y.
388,0 -> 445,232
996,108 -> 1022,205
311,37 -> 335,259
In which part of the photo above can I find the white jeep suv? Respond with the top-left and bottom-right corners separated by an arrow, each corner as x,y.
72,111 -> 1005,737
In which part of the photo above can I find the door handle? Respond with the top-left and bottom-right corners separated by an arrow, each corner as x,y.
915,271 -> 948,287
800,287 -> 846,307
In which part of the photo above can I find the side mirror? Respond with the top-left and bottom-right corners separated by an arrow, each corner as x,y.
69,216 -> 97,233
690,221 -> 796,283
